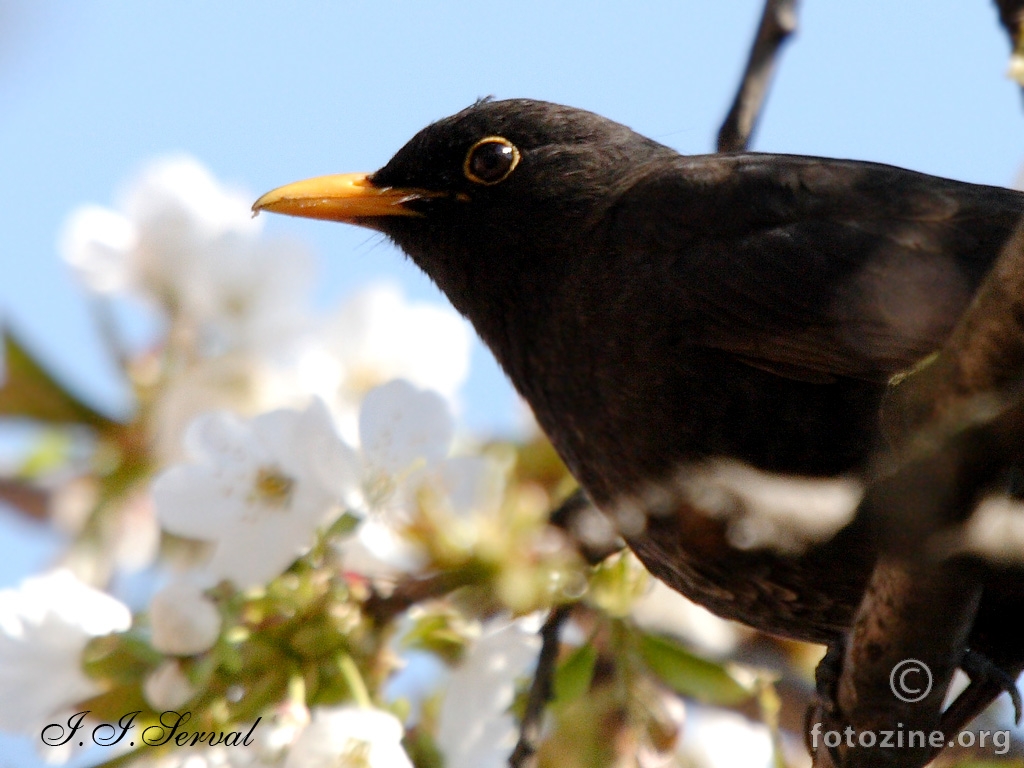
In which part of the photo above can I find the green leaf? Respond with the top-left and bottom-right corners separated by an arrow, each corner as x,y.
327,510 -> 362,538
638,632 -> 753,706
553,643 -> 597,705
0,330 -> 117,429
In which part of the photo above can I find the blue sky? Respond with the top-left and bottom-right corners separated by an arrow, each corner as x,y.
0,2 -> 1021,762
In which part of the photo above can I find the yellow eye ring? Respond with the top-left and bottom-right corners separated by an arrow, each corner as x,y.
463,136 -> 521,185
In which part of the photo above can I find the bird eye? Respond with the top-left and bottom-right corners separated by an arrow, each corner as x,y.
463,136 -> 520,185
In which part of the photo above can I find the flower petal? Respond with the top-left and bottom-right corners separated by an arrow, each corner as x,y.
284,706 -> 412,768
150,581 -> 221,655
58,205 -> 137,294
437,619 -> 541,768
152,464 -> 238,539
359,380 -> 453,474
0,571 -> 130,734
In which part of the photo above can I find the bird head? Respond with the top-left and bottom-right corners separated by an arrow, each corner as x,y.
253,99 -> 673,328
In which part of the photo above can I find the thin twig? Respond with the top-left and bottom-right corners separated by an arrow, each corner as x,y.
0,478 -> 50,520
509,604 -> 573,768
996,0 -> 1024,94
994,0 -> 1024,50
717,0 -> 799,152
362,569 -> 478,628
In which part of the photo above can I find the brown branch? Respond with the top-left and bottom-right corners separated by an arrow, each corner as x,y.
883,225 -> 1024,445
807,425 -> 997,768
0,478 -> 50,520
809,394 -> 1024,766
810,559 -> 983,768
994,0 -> 1024,50
808,420 -> 1011,768
362,570 -> 479,628
998,1 -> 1024,93
717,0 -> 799,153
509,604 -> 572,768
806,227 -> 1024,766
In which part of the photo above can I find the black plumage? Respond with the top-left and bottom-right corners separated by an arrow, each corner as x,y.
254,98 -> 1024,657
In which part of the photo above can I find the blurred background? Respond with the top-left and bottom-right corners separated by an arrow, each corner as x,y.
0,2 -> 1021,765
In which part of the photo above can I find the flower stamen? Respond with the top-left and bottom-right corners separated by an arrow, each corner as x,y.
252,466 -> 295,509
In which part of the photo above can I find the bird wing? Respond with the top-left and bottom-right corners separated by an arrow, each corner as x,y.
608,153 -> 1024,383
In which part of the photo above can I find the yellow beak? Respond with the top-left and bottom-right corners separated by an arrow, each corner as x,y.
252,172 -> 436,223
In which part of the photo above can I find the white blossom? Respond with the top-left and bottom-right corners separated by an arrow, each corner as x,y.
153,380 -> 494,587
335,517 -> 425,581
324,283 -> 470,403
677,707 -> 774,768
283,706 -> 412,768
132,703 -> 307,768
293,284 -> 471,440
150,580 -> 221,655
153,399 -> 355,589
437,618 -> 541,768
59,155 -> 313,357
631,579 -> 744,658
59,205 -> 137,293
611,459 -> 861,553
1010,53 -> 1024,87
128,742 -> 267,768
144,660 -> 197,710
0,570 -> 131,734
952,494 -> 1024,564
359,378 -> 454,473
335,380 -> 502,579
151,353 -> 305,464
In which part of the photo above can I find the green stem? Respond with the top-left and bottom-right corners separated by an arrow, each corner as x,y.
339,652 -> 372,708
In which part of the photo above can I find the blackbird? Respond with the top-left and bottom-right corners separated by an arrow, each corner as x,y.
254,98 -> 1024,670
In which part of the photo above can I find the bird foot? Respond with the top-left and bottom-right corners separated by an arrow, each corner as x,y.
805,640 -> 845,761
806,642 -> 1022,765
954,648 -> 1022,725
814,640 -> 845,715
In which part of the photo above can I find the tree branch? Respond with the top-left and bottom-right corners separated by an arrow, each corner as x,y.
810,560 -> 983,768
883,226 -> 1024,446
0,478 -> 50,520
509,604 -> 572,768
717,0 -> 799,152
362,569 -> 478,628
994,0 -> 1024,51
997,0 -> 1024,91
807,228 -> 1024,766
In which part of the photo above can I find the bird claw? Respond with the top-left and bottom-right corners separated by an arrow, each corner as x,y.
958,648 -> 1022,725
807,642 -> 1021,766
814,640 -> 845,715
805,640 -> 846,762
